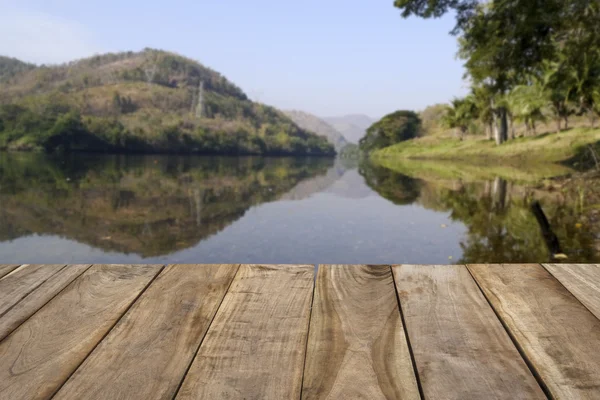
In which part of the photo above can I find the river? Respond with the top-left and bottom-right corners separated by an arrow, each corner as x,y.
1,153 -> 598,264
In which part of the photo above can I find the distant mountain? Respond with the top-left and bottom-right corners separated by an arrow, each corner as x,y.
0,49 -> 334,156
324,114 -> 375,144
283,110 -> 348,151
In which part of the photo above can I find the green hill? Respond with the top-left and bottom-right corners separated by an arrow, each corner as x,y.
0,49 -> 334,156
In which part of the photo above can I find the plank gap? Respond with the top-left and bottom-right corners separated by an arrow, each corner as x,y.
298,264 -> 318,400
391,265 -> 426,400
0,264 -> 67,321
168,264 -> 242,400
48,264 -> 167,400
465,264 -> 554,400
0,265 -> 92,343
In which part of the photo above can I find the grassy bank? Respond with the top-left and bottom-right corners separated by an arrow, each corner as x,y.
373,127 -> 600,168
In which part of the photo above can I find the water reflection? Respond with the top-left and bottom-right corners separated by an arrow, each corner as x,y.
0,153 -> 333,257
1,153 -> 599,263
360,162 -> 600,263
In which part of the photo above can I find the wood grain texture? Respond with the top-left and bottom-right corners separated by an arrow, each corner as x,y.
0,264 -> 65,318
0,264 -> 162,400
0,265 -> 20,280
468,264 -> 600,399
54,264 -> 240,400
544,264 -> 600,320
394,265 -> 545,400
176,264 -> 314,400
302,265 -> 419,400
0,265 -> 91,341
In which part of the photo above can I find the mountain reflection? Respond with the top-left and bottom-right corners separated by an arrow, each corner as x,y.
1,153 -> 599,263
0,153 -> 333,257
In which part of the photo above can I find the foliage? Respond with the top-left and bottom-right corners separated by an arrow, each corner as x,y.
441,97 -> 478,139
0,50 -> 335,156
359,110 -> 421,152
394,0 -> 600,146
419,104 -> 449,135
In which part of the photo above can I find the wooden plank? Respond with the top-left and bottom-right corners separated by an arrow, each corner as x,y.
468,264 -> 600,399
0,265 -> 91,341
393,265 -> 545,400
0,265 -> 20,280
544,264 -> 600,320
54,264 -> 240,400
176,264 -> 314,400
0,264 -> 66,318
0,264 -> 162,400
302,265 -> 420,400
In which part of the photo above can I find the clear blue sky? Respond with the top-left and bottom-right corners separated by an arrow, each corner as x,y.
0,0 -> 468,117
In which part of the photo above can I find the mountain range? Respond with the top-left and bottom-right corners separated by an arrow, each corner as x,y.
282,110 -> 349,151
324,114 -> 375,144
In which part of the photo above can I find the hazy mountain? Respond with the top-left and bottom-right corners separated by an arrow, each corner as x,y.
283,110 -> 348,150
324,114 -> 375,144
0,49 -> 333,155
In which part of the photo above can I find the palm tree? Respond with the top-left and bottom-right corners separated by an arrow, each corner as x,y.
442,96 -> 478,140
508,84 -> 548,136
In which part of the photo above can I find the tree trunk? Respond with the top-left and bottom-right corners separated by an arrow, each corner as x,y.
556,118 -> 561,134
532,120 -> 537,135
492,177 -> 507,212
495,107 -> 508,145
564,115 -> 569,131
509,114 -> 515,140
487,123 -> 493,140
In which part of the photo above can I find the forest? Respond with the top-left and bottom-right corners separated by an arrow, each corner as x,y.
0,51 -> 334,156
361,0 -> 600,154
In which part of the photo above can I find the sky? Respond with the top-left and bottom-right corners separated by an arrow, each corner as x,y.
0,0 -> 468,118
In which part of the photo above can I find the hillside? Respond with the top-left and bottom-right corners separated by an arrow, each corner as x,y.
324,114 -> 375,144
0,56 -> 36,82
283,110 -> 348,150
0,49 -> 334,156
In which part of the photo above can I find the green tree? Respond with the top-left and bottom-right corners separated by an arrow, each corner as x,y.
441,96 -> 478,140
359,110 -> 421,152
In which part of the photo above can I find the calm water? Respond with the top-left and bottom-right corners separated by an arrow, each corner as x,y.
1,153 -> 599,264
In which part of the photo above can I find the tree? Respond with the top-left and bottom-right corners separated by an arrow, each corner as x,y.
507,84 -> 547,136
471,85 -> 495,140
359,110 -> 421,152
441,96 -> 478,140
393,0 -> 478,34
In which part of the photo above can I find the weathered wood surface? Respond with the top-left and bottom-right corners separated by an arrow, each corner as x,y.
469,264 -> 600,399
393,265 -> 545,400
54,264 -> 239,400
302,265 -> 419,400
0,265 -> 20,280
0,265 -> 91,341
1,263 -> 600,400
544,263 -> 600,320
0,264 -> 65,318
0,264 -> 162,400
176,264 -> 314,400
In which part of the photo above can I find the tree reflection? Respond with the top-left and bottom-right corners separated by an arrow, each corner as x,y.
0,153 -> 333,257
360,161 -> 600,263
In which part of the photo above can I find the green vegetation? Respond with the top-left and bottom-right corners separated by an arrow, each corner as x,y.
382,0 -> 600,149
374,127 -> 600,167
0,49 -> 334,156
359,110 -> 420,152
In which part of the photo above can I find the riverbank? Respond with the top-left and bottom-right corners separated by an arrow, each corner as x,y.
372,127 -> 600,169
